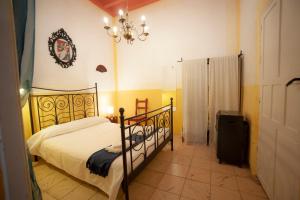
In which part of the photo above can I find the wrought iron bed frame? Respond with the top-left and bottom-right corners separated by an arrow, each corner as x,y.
28,83 -> 174,200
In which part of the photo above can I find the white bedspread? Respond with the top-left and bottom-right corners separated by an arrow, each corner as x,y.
27,117 -> 170,200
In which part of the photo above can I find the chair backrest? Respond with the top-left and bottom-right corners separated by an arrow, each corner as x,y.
135,98 -> 148,116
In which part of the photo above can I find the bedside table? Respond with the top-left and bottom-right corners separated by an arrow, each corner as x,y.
106,115 -> 118,123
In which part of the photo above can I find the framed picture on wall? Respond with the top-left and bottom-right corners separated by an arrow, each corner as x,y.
48,28 -> 77,68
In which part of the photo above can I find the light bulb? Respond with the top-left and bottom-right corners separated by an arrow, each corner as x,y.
113,26 -> 118,35
103,17 -> 109,25
19,88 -> 25,95
141,15 -> 146,22
119,9 -> 124,16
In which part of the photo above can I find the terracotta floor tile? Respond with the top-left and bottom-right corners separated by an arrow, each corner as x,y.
150,189 -> 180,200
211,162 -> 236,175
42,192 -> 56,200
174,145 -> 195,156
89,191 -> 108,200
193,147 -> 211,160
166,163 -> 189,178
234,167 -> 251,177
211,186 -> 241,200
181,180 -> 210,200
157,174 -> 185,195
48,177 -> 80,199
146,159 -> 170,173
180,197 -> 194,200
156,151 -> 174,162
237,177 -> 267,198
190,158 -> 211,170
62,184 -> 98,200
135,169 -> 164,187
129,182 -> 155,200
38,171 -> 67,192
240,192 -> 269,200
171,154 -> 192,166
34,164 -> 55,182
186,167 -> 210,184
211,172 -> 238,191
210,152 -> 218,162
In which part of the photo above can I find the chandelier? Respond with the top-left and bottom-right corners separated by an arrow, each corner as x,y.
103,3 -> 149,44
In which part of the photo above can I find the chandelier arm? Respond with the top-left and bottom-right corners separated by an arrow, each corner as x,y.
106,28 -> 115,37
137,24 -> 146,37
137,26 -> 149,41
138,35 -> 147,41
114,35 -> 121,43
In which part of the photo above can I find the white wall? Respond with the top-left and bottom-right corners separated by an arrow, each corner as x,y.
33,0 -> 114,91
240,0 -> 258,85
117,0 -> 239,90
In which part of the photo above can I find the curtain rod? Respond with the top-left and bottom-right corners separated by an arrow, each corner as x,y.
238,50 -> 243,58
177,50 -> 243,64
177,57 -> 183,63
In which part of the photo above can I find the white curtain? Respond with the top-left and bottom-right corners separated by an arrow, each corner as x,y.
182,59 -> 208,144
209,56 -> 240,144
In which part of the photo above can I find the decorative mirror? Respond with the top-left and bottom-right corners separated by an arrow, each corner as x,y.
48,28 -> 76,68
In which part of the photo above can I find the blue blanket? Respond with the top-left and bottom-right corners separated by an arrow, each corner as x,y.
86,148 -> 121,177
86,132 -> 152,177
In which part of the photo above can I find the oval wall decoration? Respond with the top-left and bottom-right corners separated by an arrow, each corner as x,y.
48,28 -> 77,68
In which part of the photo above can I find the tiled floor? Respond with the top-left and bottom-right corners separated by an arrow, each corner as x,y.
34,136 -> 269,200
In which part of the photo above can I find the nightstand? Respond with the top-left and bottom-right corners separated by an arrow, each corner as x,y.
106,115 -> 118,123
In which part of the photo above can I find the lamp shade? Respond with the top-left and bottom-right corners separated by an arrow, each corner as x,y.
105,106 -> 114,115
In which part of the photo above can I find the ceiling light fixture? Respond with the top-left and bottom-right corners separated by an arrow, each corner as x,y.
102,0 -> 149,44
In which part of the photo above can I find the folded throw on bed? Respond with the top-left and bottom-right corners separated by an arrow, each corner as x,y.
86,132 -> 154,177
86,148 -> 121,177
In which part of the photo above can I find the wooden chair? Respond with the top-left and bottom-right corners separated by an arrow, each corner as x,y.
128,98 -> 148,125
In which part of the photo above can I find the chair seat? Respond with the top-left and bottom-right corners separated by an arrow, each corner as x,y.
128,116 -> 147,125
129,116 -> 146,122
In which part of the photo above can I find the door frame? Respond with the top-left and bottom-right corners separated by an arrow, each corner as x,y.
0,0 -> 32,199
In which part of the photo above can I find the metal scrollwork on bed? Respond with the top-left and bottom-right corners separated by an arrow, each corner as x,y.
119,98 -> 174,200
29,83 -> 99,133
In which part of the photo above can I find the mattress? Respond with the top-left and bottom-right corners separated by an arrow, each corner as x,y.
27,116 -> 169,200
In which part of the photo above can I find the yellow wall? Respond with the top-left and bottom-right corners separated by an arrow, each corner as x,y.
242,85 -> 260,174
162,90 -> 182,135
117,89 -> 162,117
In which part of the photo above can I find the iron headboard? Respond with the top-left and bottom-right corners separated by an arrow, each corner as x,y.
29,83 -> 99,134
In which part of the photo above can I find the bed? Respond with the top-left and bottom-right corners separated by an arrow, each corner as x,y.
27,83 -> 174,200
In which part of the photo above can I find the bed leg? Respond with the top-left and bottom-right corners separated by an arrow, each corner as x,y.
122,181 -> 129,200
120,108 -> 130,200
171,138 -> 174,151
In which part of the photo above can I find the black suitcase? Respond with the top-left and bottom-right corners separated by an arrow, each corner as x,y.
216,111 -> 249,167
